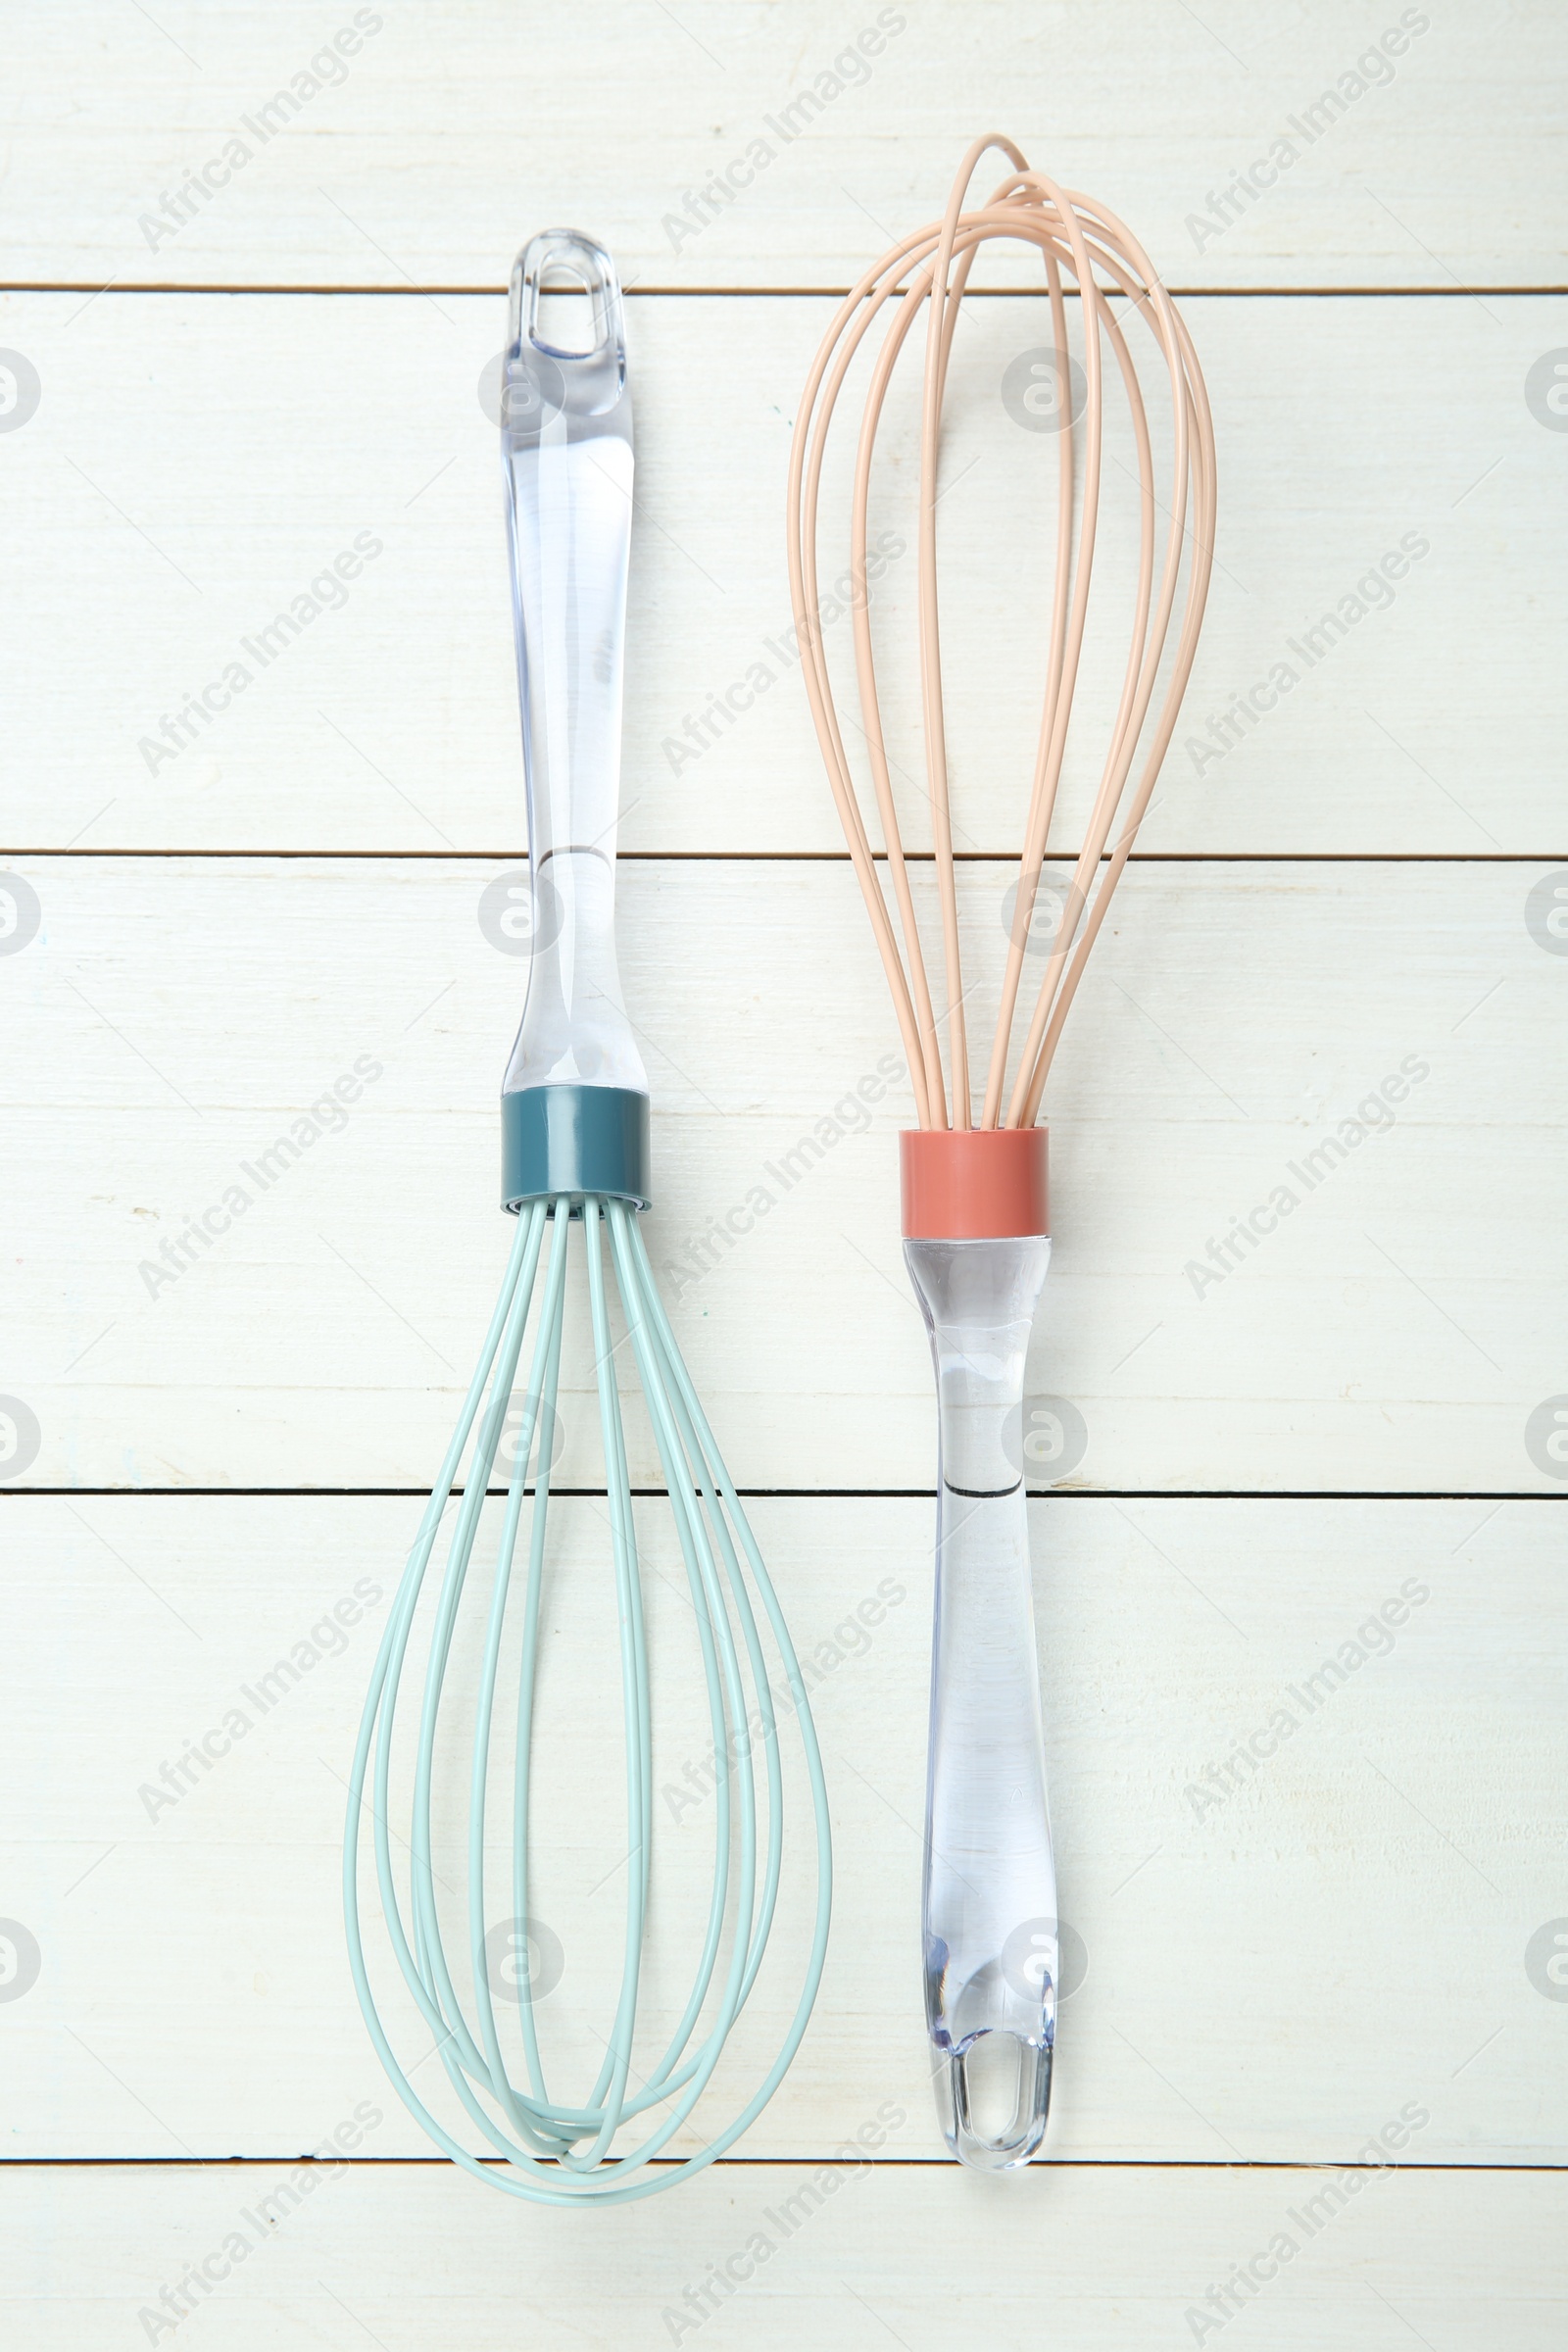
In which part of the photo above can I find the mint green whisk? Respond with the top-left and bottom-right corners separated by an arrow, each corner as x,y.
343,229 -> 831,2206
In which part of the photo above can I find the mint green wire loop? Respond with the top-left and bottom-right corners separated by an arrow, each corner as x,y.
343,1198 -> 833,2206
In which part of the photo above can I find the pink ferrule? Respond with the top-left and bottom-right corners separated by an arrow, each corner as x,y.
899,1127 -> 1051,1241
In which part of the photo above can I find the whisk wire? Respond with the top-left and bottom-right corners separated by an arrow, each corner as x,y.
505,1236 -> 566,2119
612,1204 -> 789,2012
578,1197 -> 649,2161
603,1202 -> 788,2155
470,1200 -> 569,2151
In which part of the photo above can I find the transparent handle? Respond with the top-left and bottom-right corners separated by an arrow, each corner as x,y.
905,1233 -> 1056,2170
501,229 -> 647,1096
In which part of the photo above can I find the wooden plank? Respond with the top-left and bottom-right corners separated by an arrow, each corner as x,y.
2,289 -> 1564,855
3,2158 -> 1564,2348
4,856 -> 1563,1493
2,1494 -> 1562,2162
6,4 -> 1566,291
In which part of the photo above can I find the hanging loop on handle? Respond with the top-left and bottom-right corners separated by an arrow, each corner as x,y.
506,228 -> 630,437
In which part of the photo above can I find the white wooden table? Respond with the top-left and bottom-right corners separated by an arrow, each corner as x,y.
3,5 -> 1566,2344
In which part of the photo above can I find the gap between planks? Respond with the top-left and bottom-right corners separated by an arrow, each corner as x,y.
4,2155 -> 1563,2172
4,1488 -> 1565,1503
4,850 -> 1565,864
4,283 -> 1566,300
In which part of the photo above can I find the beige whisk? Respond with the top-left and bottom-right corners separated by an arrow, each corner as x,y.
785,135 -> 1217,2169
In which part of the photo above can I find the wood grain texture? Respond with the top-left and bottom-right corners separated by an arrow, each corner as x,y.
1,289 -> 1563,855
4,2158 -> 1565,2349
2,1495 -> 1561,2163
5,2 -> 1565,292
5,856 -> 1563,1493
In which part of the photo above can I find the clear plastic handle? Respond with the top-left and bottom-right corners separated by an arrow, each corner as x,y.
905,1234 -> 1056,2170
501,228 -> 647,1096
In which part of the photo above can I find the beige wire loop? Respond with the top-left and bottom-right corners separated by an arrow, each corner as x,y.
786,135 -> 1217,1132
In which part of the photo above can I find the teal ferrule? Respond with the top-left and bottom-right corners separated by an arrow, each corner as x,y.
502,1085 -> 651,1214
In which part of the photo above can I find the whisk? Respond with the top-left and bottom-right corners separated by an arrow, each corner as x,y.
787,136 -> 1215,2168
345,228 -> 831,2206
